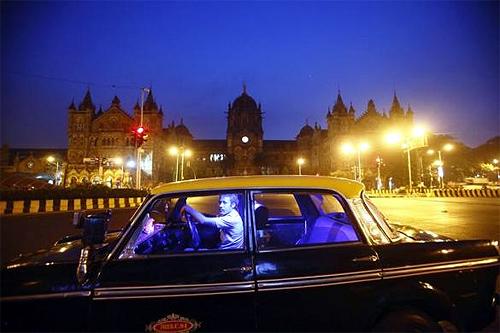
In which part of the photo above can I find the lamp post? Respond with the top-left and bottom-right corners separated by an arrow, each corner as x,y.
375,156 -> 383,190
297,158 -> 305,175
180,149 -> 192,181
427,143 -> 453,188
126,160 -> 135,187
136,87 -> 150,189
46,156 -> 60,185
169,147 -> 180,181
113,157 -> 124,187
386,126 -> 428,192
341,142 -> 369,182
169,146 -> 192,181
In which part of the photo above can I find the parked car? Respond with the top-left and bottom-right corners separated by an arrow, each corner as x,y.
2,175 -> 499,332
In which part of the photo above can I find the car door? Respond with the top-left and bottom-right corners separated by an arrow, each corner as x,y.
89,191 -> 256,332
252,190 -> 383,331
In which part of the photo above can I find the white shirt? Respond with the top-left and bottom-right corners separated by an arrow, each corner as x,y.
211,209 -> 244,249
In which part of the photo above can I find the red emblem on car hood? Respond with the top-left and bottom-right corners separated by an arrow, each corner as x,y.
146,313 -> 201,333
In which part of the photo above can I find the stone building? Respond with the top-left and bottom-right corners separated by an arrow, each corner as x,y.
63,86 -> 414,188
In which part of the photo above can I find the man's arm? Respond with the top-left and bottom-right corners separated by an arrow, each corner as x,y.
183,205 -> 219,226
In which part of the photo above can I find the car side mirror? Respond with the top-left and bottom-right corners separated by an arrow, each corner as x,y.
76,210 -> 111,284
82,210 -> 111,247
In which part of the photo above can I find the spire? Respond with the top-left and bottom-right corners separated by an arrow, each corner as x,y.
242,82 -> 247,94
112,95 -> 120,105
159,105 -> 164,115
79,88 -> 95,111
143,88 -> 158,111
367,99 -> 377,114
348,102 -> 356,114
389,91 -> 403,117
68,98 -> 76,110
392,91 -> 401,109
332,91 -> 347,114
97,104 -> 103,115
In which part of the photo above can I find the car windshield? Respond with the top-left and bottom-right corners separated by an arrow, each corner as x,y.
361,194 -> 401,241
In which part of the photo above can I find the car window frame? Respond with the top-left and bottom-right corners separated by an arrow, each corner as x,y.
112,189 -> 251,260
250,188 -> 367,253
360,192 -> 402,242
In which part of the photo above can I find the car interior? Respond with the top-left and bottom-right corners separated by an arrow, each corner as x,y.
130,191 -> 359,255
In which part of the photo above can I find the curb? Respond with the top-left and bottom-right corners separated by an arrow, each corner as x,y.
0,197 -> 145,215
366,189 -> 500,198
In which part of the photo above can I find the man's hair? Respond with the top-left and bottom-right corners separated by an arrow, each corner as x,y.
220,193 -> 239,207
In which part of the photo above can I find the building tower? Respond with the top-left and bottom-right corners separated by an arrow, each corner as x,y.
226,85 -> 264,175
326,91 -> 355,172
67,89 -> 95,165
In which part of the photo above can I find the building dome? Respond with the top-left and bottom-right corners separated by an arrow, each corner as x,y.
175,119 -> 192,137
232,91 -> 258,112
297,124 -> 314,138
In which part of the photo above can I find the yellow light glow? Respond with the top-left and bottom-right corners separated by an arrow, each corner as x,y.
427,149 -> 435,155
297,157 -> 305,166
184,149 -> 193,158
385,132 -> 401,144
493,159 -> 499,164
443,143 -> 454,152
341,143 -> 354,154
359,142 -> 370,152
114,157 -> 123,165
47,156 -> 55,163
168,146 -> 179,156
412,126 -> 426,137
433,160 -> 443,167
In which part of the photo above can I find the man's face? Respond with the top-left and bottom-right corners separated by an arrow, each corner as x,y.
219,196 -> 234,215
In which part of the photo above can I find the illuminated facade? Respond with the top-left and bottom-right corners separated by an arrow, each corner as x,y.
64,87 -> 414,188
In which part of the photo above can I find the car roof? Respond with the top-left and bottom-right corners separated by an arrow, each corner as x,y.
150,175 -> 364,199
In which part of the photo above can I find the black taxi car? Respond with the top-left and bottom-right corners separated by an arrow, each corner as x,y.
2,176 -> 499,332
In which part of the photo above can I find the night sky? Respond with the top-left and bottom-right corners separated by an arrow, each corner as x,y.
1,1 -> 498,149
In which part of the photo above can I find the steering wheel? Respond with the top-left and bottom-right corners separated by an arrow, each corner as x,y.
182,209 -> 200,250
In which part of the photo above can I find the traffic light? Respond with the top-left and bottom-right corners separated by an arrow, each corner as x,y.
132,126 -> 149,147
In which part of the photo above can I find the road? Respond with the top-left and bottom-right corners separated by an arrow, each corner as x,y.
370,197 -> 500,241
0,208 -> 136,265
1,197 -> 499,265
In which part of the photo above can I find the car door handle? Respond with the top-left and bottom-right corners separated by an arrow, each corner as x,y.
352,255 -> 378,263
223,266 -> 253,273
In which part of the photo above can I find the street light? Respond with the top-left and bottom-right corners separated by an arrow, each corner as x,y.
135,87 -> 150,189
427,143 -> 454,188
493,159 -> 499,182
113,157 -> 124,187
169,146 -> 180,181
385,126 -> 428,192
341,142 -> 369,182
169,146 -> 192,181
46,155 -> 60,185
180,149 -> 192,181
375,156 -> 383,190
297,157 -> 305,175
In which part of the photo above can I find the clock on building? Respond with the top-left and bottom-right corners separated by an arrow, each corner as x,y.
241,136 -> 250,144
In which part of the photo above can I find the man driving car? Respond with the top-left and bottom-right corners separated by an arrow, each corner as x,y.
183,194 -> 243,250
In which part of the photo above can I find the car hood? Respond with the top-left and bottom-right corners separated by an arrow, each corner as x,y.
390,223 -> 453,242
1,232 -> 122,298
4,231 -> 122,268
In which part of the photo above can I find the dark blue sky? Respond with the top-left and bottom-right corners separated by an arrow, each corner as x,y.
1,1 -> 498,148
